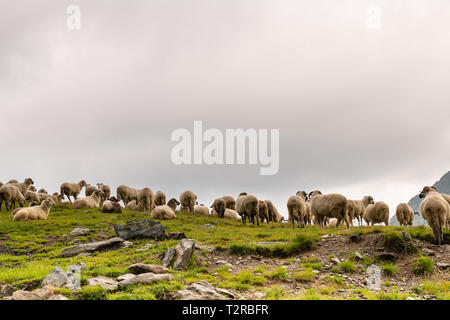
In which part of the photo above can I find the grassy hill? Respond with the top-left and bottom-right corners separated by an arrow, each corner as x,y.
0,203 -> 449,300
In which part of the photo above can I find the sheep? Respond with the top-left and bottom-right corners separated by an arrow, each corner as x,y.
73,190 -> 104,210
347,196 -> 374,226
258,200 -> 270,224
222,196 -> 236,210
117,185 -> 139,207
150,205 -> 176,220
363,201 -> 390,226
60,180 -> 87,204
29,186 -> 37,192
296,191 -> 312,226
419,186 -> 450,245
180,190 -> 196,213
265,200 -> 283,223
96,183 -> 111,199
167,198 -> 180,211
126,200 -> 139,211
85,184 -> 97,197
287,195 -> 306,228
37,189 -> 48,194
212,208 -> 239,219
309,190 -> 350,228
154,191 -> 166,206
0,185 -> 26,211
194,204 -> 210,216
7,178 -> 34,196
101,197 -> 122,213
395,203 -> 415,226
0,181 -> 3,188
7,179 -> 18,184
13,199 -> 55,221
52,192 -> 63,203
211,198 -> 226,218
137,188 -> 154,214
235,192 -> 259,225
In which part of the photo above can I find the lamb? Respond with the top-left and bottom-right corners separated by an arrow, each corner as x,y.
347,196 -> 374,226
258,200 -> 270,224
265,200 -> 283,223
137,188 -> 154,214
101,197 -> 122,213
60,180 -> 87,204
363,201 -> 390,226
85,184 -> 97,197
212,208 -> 239,219
287,195 -> 306,228
309,190 -> 350,228
211,198 -> 226,218
194,204 -> 210,216
0,185 -> 26,211
116,185 -> 139,206
419,186 -> 450,245
154,191 -> 166,206
180,190 -> 196,213
96,183 -> 111,199
296,191 -> 312,226
167,198 -> 180,211
235,192 -> 259,225
150,205 -> 177,220
73,190 -> 104,209
13,199 -> 55,221
395,203 -> 415,226
222,196 -> 236,210
7,178 -> 34,196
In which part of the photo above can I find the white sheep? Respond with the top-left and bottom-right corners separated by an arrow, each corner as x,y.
309,190 -> 350,228
419,186 -> 449,245
150,205 -> 177,220
236,192 -> 259,225
211,208 -> 239,219
194,204 -> 210,216
13,199 -> 55,221
117,185 -> 139,207
73,190 -> 104,209
363,201 -> 390,226
60,180 -> 87,204
7,178 -> 34,196
0,185 -> 26,211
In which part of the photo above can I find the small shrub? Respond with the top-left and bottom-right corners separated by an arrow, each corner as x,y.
292,269 -> 315,282
339,260 -> 356,273
412,257 -> 434,275
381,263 -> 398,276
264,267 -> 288,281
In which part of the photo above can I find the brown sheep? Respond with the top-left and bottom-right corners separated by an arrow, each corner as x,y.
7,178 -> 34,196
212,208 -> 239,219
101,197 -> 122,214
73,190 -> 104,209
125,200 -> 139,211
180,190 -> 196,213
194,204 -> 210,215
151,205 -> 176,220
211,198 -> 226,218
60,180 -> 87,204
0,185 -> 26,211
96,183 -> 111,199
236,192 -> 259,225
167,198 -> 180,211
154,191 -> 166,206
347,196 -> 374,226
137,188 -> 154,214
396,203 -> 415,226
296,191 -> 312,226
13,199 -> 55,221
85,184 -> 97,197
37,189 -> 48,194
222,196 -> 236,210
309,190 -> 350,228
363,201 -> 389,226
419,186 -> 449,245
117,185 -> 139,206
265,200 -> 283,223
287,195 -> 306,228
258,200 -> 270,224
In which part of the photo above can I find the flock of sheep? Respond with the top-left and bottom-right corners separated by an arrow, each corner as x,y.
0,178 -> 449,245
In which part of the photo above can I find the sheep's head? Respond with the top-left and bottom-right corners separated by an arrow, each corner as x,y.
42,198 -> 56,208
25,178 -> 34,185
109,196 -> 119,202
419,186 -> 437,198
167,198 -> 180,210
79,180 -> 87,188
238,192 -> 248,197
296,191 -> 308,201
364,196 -> 374,204
309,190 -> 322,199
414,211 -> 420,216
29,186 -> 36,192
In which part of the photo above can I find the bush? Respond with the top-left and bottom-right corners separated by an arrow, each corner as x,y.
339,260 -> 356,273
381,263 -> 398,276
292,269 -> 315,282
412,257 -> 434,275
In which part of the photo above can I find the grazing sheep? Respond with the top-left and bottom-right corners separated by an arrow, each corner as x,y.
73,190 -> 104,210
154,191 -> 166,206
265,200 -> 283,223
296,191 -> 312,226
180,190 -> 196,213
212,208 -> 239,219
60,180 -> 87,204
222,196 -> 236,210
7,178 -> 34,196
395,203 -> 415,226
309,190 -> 350,228
125,200 -> 139,211
101,198 -> 122,213
137,188 -> 154,214
52,192 -> 63,203
0,185 -> 26,210
419,186 -> 450,245
194,204 -> 210,216
347,196 -> 374,226
167,198 -> 180,211
25,191 -> 40,203
116,185 -> 139,207
363,201 -> 390,226
37,189 -> 48,194
211,198 -> 226,218
287,195 -> 306,228
150,205 -> 176,220
13,199 -> 55,221
96,183 -> 111,199
85,184 -> 97,197
236,192 -> 259,225
7,179 -> 18,184
258,200 -> 270,224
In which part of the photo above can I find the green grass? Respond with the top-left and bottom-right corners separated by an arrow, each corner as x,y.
381,263 -> 398,276
412,257 -> 434,275
338,260 -> 356,273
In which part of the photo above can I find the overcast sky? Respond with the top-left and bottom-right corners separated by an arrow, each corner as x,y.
1,1 -> 449,218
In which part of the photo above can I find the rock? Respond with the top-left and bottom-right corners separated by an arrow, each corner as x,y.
69,227 -> 90,237
66,272 -> 81,290
161,248 -> 177,267
118,273 -> 173,288
406,297 -> 416,300
423,294 -> 436,300
354,252 -> 363,260
12,290 -> 42,300
366,265 -> 381,291
422,248 -> 435,256
321,235 -> 330,240
113,219 -> 166,240
173,239 -> 196,271
0,284 -> 14,297
196,224 -> 216,229
33,286 -> 55,299
128,264 -> 168,275
67,262 -> 87,274
42,267 -> 68,288
194,241 -> 215,253
167,232 -> 186,240
216,288 -> 239,299
48,294 -> 69,300
254,292 -> 265,299
60,237 -> 125,257
330,258 -> 340,265
136,243 -> 156,252
117,274 -> 136,282
87,276 -> 118,290
123,241 -> 133,248
437,262 -> 450,269
174,281 -> 232,300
